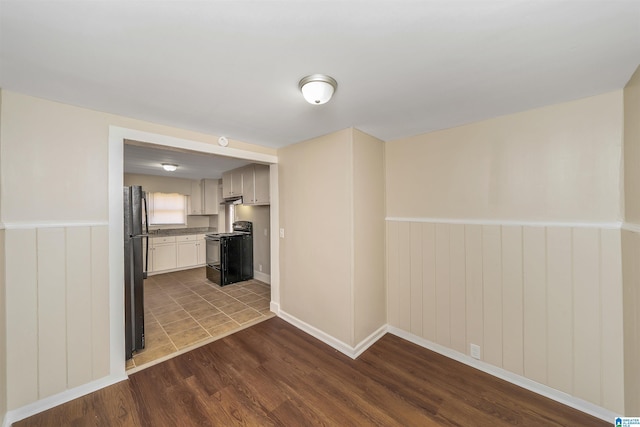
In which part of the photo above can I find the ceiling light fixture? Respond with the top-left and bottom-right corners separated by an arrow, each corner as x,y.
298,74 -> 337,105
162,163 -> 178,172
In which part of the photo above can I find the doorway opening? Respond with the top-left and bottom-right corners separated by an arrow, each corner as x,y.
110,126 -> 279,375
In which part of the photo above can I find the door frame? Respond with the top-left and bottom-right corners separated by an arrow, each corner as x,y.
108,126 -> 279,377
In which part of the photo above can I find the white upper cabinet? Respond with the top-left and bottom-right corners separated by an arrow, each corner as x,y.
243,164 -> 270,205
189,178 -> 219,215
189,180 -> 203,214
222,171 -> 232,197
222,169 -> 243,198
223,164 -> 269,205
202,179 -> 219,214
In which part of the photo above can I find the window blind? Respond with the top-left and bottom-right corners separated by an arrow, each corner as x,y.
148,192 -> 186,225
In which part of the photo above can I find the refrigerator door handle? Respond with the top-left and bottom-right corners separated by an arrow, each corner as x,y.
143,194 -> 149,235
142,194 -> 149,279
143,235 -> 149,279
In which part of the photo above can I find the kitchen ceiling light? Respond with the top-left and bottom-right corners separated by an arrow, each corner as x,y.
162,163 -> 178,172
298,74 -> 337,105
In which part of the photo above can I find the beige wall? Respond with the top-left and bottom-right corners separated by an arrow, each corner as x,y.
0,90 -> 273,412
236,204 -> 271,276
0,229 -> 6,424
352,129 -> 386,343
0,91 -> 6,424
278,128 -> 385,347
622,230 -> 640,415
385,92 -> 626,413
278,129 -> 353,344
1,91 -> 275,223
625,67 -> 640,223
622,65 -> 640,415
386,92 -> 623,222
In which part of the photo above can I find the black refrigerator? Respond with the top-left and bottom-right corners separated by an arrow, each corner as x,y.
123,185 -> 148,360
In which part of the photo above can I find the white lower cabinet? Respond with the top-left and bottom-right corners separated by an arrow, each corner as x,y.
177,235 -> 198,268
149,236 -> 178,273
196,234 -> 206,265
152,242 -> 177,272
148,234 -> 206,274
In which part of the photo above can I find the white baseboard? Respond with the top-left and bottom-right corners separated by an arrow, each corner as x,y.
387,326 -> 618,423
270,301 -> 280,314
352,324 -> 387,358
277,309 -> 385,359
278,310 -> 356,357
3,374 -> 127,427
253,270 -> 271,284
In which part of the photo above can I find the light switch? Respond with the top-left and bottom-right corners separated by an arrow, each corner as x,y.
279,228 -> 285,238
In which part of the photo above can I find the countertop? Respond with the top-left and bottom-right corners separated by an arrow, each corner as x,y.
148,227 -> 217,237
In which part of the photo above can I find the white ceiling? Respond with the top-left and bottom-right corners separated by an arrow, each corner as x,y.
123,142 -> 252,180
1,0 -> 639,153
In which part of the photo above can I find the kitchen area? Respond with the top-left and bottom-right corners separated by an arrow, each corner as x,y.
123,141 -> 273,370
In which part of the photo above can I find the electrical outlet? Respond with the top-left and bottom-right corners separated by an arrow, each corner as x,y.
470,344 -> 481,360
264,228 -> 268,236
259,264 -> 263,272
279,228 -> 285,238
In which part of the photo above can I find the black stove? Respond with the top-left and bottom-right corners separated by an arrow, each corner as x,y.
204,221 -> 253,286
210,232 -> 247,238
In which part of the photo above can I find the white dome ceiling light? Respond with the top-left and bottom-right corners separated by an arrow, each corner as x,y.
161,163 -> 178,172
299,74 -> 338,105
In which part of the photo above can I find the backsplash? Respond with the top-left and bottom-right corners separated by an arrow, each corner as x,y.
148,227 -> 216,237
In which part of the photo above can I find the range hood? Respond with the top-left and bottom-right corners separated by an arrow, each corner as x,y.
221,195 -> 243,205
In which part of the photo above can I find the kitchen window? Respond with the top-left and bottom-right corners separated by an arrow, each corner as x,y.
148,192 -> 187,225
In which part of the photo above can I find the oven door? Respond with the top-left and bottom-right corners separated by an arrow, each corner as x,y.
205,235 -> 222,285
205,235 -> 220,266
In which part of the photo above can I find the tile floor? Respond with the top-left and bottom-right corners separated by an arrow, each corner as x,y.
126,266 -> 273,371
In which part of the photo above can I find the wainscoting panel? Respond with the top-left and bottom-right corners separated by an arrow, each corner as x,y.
546,227 -> 573,395
5,229 -> 39,409
420,223 -> 436,342
386,221 -> 399,328
622,227 -> 640,415
464,225 -> 482,356
482,225 -> 502,367
386,219 -> 624,413
501,226 -> 524,376
397,222 -> 411,332
434,224 -> 451,347
37,227 -> 68,398
5,224 -> 111,411
66,227 -> 93,389
522,226 -> 547,385
449,225 -> 466,355
572,228 -> 601,404
409,223 -> 423,336
600,229 -> 624,412
91,226 -> 110,380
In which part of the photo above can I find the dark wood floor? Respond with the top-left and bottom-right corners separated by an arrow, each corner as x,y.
15,317 -> 607,426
